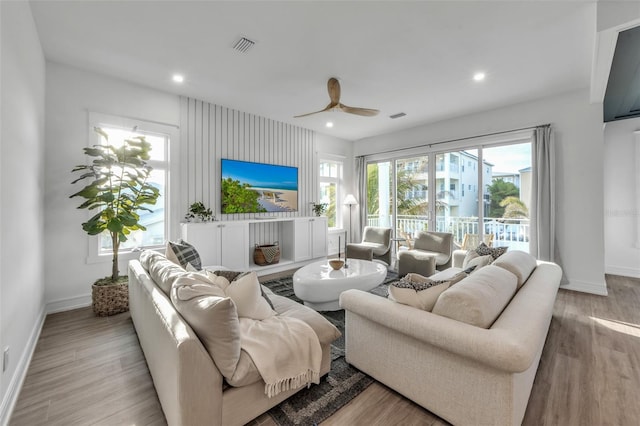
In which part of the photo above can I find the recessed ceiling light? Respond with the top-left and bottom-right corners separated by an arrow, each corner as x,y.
172,74 -> 184,83
326,122 -> 334,128
473,72 -> 486,82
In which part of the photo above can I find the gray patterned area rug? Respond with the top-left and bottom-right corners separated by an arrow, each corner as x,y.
261,271 -> 397,426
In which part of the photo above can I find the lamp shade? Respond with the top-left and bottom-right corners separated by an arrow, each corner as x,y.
343,194 -> 358,205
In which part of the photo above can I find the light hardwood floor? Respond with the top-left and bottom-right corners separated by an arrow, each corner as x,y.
10,274 -> 640,425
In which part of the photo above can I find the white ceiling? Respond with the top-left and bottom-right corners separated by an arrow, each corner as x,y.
29,1 -> 596,141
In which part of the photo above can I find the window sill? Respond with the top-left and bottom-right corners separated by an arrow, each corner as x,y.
86,245 -> 164,264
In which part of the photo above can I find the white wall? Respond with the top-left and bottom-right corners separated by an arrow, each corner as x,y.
0,1 -> 46,422
43,64 -> 349,310
604,117 -> 640,278
180,97 -> 330,251
44,63 -> 181,312
180,97 -> 316,220
354,89 -> 607,295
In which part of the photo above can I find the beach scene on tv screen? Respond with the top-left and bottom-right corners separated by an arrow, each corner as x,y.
221,159 -> 298,213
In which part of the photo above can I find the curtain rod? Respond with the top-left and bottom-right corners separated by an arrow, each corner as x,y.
357,123 -> 549,158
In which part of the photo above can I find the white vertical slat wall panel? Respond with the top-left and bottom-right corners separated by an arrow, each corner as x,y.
180,96 -> 316,248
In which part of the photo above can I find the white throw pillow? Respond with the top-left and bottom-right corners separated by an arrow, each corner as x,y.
170,273 -> 241,380
221,271 -> 274,320
462,251 -> 493,272
140,250 -> 187,295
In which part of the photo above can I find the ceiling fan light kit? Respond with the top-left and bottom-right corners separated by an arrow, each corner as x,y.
294,78 -> 379,118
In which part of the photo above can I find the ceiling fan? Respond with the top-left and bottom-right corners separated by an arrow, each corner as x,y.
294,78 -> 379,118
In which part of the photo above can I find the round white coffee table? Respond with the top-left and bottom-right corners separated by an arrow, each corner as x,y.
293,259 -> 387,311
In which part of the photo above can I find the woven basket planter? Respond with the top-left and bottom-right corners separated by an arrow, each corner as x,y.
254,242 -> 280,266
92,282 -> 129,317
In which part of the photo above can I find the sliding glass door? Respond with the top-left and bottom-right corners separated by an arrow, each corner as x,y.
435,149 -> 480,247
365,138 -> 532,254
395,155 -> 429,248
482,143 -> 532,251
366,161 -> 393,229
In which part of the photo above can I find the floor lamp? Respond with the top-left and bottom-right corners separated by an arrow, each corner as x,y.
343,194 -> 358,244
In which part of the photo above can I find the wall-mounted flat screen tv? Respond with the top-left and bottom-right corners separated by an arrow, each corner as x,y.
221,159 -> 298,214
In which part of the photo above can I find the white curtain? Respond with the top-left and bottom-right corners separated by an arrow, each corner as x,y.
355,156 -> 366,243
530,125 -> 556,262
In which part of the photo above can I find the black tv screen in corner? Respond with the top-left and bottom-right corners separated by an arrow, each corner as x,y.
221,159 -> 298,214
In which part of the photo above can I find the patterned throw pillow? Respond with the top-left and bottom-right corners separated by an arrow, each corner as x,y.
167,240 -> 202,271
388,272 -> 467,311
463,265 -> 478,274
475,242 -> 508,261
213,270 -> 250,282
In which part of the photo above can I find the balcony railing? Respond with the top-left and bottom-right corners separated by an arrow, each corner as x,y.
367,214 -> 530,251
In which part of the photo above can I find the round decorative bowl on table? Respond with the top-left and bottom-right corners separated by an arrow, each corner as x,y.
329,259 -> 345,270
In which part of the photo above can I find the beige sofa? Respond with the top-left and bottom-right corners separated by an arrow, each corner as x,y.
340,250 -> 562,426
128,252 -> 340,426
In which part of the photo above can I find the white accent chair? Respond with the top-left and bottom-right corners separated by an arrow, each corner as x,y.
346,226 -> 392,265
397,231 -> 453,276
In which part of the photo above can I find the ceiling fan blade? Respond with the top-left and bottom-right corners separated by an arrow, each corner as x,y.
295,78 -> 378,118
293,103 -> 335,118
328,78 -> 341,104
340,104 -> 380,117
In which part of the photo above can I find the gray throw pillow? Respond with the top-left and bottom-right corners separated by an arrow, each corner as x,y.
167,239 -> 202,270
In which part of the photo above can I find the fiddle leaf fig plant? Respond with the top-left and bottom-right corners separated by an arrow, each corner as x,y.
70,127 -> 160,283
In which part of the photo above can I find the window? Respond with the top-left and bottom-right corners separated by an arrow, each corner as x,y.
365,131 -> 532,254
87,113 -> 178,262
319,159 -> 343,228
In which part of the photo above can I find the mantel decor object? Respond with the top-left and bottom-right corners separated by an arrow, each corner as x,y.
185,201 -> 215,222
311,202 -> 328,217
329,259 -> 345,270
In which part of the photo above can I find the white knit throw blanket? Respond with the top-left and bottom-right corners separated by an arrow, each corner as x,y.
239,316 -> 321,398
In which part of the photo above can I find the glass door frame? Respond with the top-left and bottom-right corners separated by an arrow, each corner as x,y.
363,129 -> 533,249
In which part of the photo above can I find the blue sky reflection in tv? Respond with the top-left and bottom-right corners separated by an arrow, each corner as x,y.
221,159 -> 298,213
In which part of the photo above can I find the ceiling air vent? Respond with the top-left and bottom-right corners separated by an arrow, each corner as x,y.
389,112 -> 406,119
233,37 -> 256,53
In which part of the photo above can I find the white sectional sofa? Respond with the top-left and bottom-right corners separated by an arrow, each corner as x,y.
128,251 -> 340,426
340,250 -> 562,426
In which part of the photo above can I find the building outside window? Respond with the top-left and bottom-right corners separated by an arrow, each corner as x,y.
365,135 -> 532,253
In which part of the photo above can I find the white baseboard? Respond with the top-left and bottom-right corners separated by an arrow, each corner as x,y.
605,265 -> 640,279
560,279 -> 608,296
46,293 -> 91,314
0,306 -> 46,426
